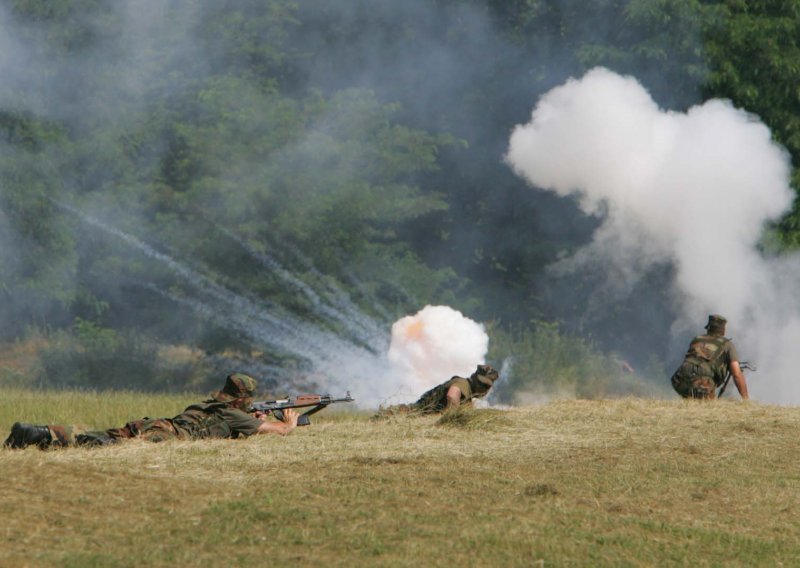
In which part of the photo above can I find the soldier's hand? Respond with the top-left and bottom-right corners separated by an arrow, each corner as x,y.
282,408 -> 300,430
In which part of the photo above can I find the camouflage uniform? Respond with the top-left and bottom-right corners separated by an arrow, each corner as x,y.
380,364 -> 500,416
671,315 -> 740,399
5,373 -> 263,449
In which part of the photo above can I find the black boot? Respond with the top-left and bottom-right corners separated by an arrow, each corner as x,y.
3,422 -> 52,449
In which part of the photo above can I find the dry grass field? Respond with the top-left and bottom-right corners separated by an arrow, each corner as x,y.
1,389 -> 799,567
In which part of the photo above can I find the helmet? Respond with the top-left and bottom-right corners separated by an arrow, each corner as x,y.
473,364 -> 499,387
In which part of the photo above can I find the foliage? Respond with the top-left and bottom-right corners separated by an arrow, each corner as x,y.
0,115 -> 78,337
36,319 -> 208,392
700,0 -> 800,247
488,320 -> 670,401
0,0 -> 799,392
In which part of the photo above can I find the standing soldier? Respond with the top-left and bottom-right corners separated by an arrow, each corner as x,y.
4,373 -> 299,449
670,315 -> 749,400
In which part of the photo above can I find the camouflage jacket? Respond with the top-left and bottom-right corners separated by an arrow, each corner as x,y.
171,401 -> 262,439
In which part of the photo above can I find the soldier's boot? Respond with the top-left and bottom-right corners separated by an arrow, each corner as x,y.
3,422 -> 53,449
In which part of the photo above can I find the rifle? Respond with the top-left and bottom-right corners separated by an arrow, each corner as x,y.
718,361 -> 756,398
248,392 -> 354,426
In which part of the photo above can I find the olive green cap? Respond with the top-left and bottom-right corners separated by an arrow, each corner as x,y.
705,314 -> 727,334
212,373 -> 257,402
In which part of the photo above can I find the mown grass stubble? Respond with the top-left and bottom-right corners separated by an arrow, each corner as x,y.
1,391 -> 799,567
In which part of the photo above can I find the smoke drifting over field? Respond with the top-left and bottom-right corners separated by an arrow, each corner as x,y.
507,67 -> 798,403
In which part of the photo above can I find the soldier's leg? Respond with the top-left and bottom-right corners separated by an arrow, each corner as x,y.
4,421 -> 151,449
670,373 -> 693,398
4,423 -> 99,448
75,429 -> 121,447
689,377 -> 716,400
75,419 -> 168,446
77,417 -> 181,446
95,418 -> 181,443
102,421 -> 139,442
49,424 -> 98,447
135,418 -> 180,442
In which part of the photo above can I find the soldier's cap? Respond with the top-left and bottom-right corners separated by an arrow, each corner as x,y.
705,314 -> 727,331
212,373 -> 257,402
473,364 -> 499,386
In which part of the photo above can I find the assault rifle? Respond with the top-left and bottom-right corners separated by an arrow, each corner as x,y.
248,392 -> 354,426
718,361 -> 756,398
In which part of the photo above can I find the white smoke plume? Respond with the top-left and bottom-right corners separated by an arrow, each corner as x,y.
506,67 -> 799,403
385,305 -> 489,399
294,304 -> 488,408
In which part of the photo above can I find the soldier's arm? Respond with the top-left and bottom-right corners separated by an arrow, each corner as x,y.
446,385 -> 464,408
729,361 -> 749,400
255,408 -> 299,435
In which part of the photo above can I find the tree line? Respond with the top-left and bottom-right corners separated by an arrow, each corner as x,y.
0,0 -> 797,394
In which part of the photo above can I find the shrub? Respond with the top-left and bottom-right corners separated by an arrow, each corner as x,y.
36,319 -> 205,392
487,321 -> 668,402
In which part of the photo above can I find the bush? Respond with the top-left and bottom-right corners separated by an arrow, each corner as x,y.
487,321 -> 668,402
36,319 -> 206,392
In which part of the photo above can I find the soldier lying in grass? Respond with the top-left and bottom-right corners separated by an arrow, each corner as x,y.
4,373 -> 299,449
375,364 -> 500,418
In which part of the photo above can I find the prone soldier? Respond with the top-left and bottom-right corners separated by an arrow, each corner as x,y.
4,373 -> 299,449
375,364 -> 500,417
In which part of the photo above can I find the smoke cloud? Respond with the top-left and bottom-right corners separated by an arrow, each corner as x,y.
387,305 -> 489,396
507,67 -> 798,403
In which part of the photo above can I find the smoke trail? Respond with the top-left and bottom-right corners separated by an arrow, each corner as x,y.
484,357 -> 513,406
58,202 -> 493,406
55,203 -> 385,389
506,67 -> 798,403
211,222 -> 389,351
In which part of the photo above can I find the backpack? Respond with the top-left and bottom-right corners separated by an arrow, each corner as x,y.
685,335 -> 730,385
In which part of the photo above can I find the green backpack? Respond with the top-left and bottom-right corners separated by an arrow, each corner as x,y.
686,335 -> 730,385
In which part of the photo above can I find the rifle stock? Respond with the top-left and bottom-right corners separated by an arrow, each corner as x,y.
248,392 -> 354,426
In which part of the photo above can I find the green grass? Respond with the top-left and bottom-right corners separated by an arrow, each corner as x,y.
1,390 -> 799,567
0,387 -> 201,428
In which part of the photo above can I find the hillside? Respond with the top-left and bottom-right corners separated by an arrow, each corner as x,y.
1,393 -> 798,566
